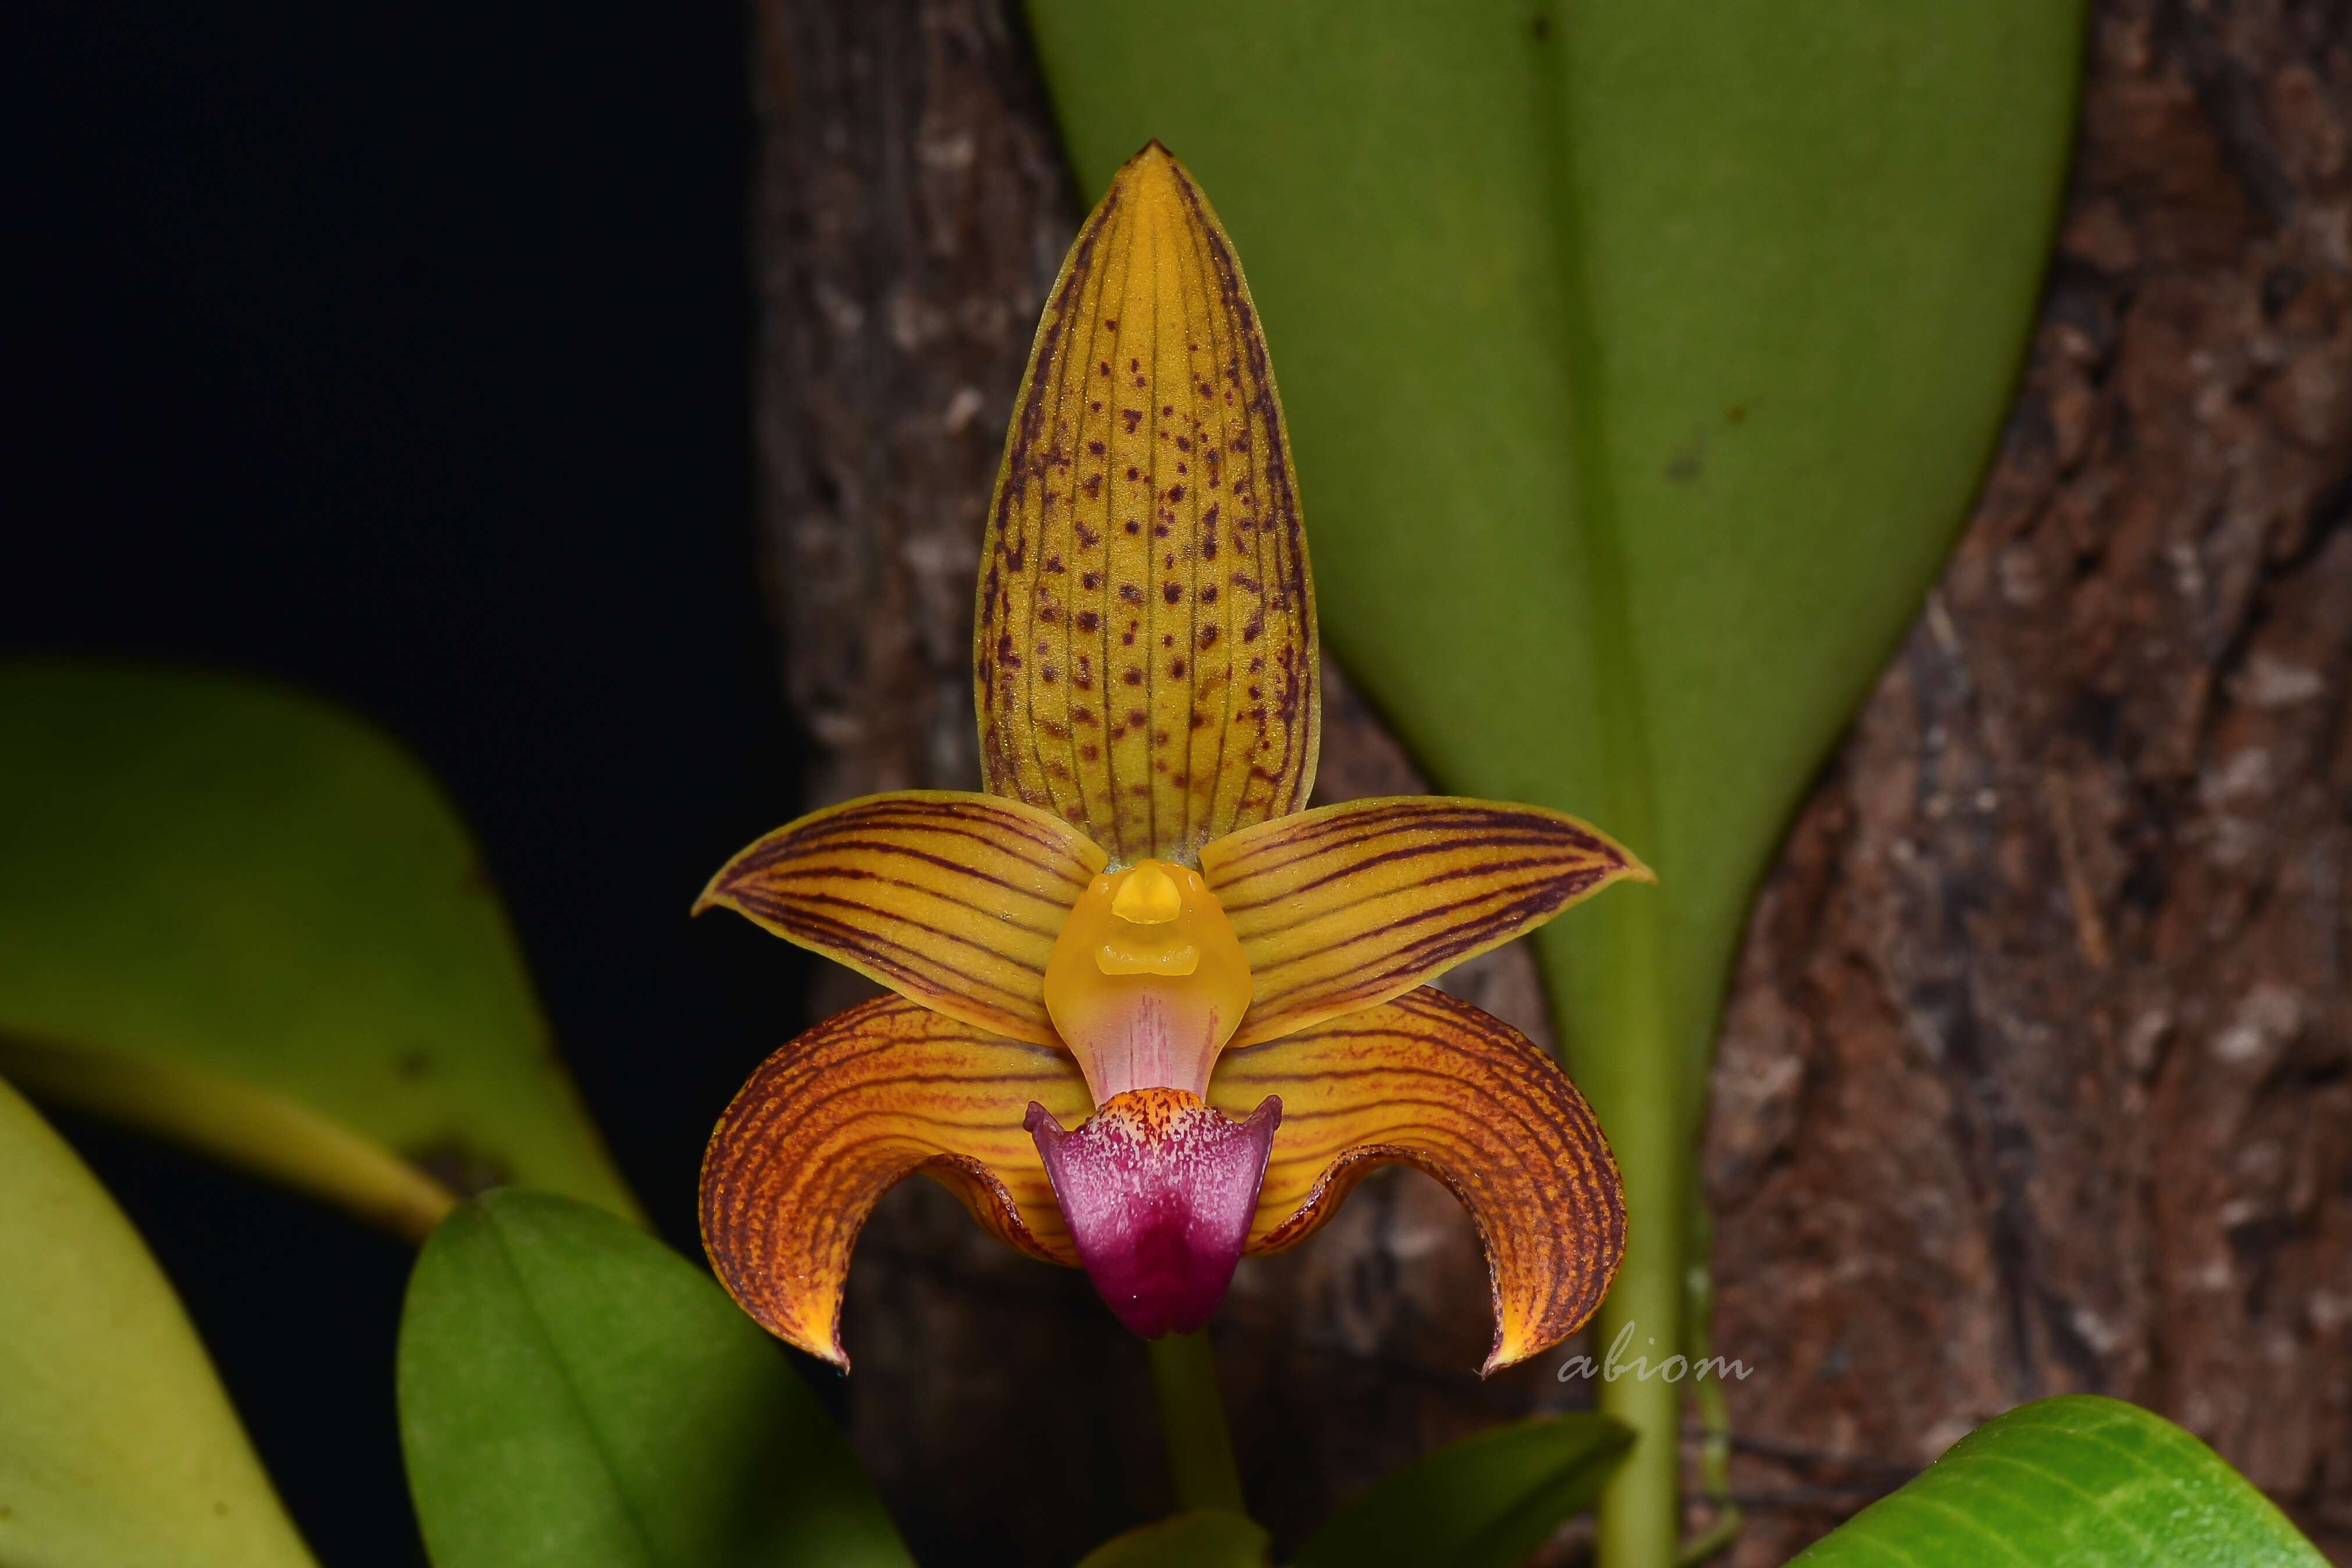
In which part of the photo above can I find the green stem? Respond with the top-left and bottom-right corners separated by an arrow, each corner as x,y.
1541,890 -> 1682,1568
1147,1330 -> 1246,1513
1680,1206 -> 1743,1565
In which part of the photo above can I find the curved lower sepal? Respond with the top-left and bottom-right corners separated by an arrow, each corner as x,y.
1027,1088 -> 1281,1339
700,996 -> 1090,1367
1209,987 -> 1625,1373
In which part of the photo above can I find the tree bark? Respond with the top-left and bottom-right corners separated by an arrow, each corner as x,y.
1708,5 -> 2352,1560
749,2 -> 2352,1562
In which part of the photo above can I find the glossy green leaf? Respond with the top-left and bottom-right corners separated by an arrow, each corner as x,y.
0,661 -> 638,1236
1292,1413 -> 1630,1568
397,1190 -> 911,1568
1792,1396 -> 2326,1566
1074,1509 -> 1268,1568
0,1074 -> 319,1567
1024,6 -> 2082,1559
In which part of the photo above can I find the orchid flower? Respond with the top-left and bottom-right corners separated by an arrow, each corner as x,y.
698,142 -> 1645,1375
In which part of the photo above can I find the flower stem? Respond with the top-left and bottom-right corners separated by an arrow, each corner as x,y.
1540,886 -> 1683,1568
1146,1330 -> 1246,1513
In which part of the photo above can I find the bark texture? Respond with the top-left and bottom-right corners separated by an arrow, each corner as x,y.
1710,5 -> 2352,1560
750,2 -> 2352,1562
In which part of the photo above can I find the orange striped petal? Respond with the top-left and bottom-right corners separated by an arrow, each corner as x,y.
975,141 -> 1318,865
700,996 -> 1090,1367
1202,796 -> 1651,1049
1207,987 -> 1625,1373
694,790 -> 1107,1046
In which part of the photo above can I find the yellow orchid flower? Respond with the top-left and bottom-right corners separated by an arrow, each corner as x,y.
697,142 -> 1646,1375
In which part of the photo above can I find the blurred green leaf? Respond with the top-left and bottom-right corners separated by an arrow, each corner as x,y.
1791,1395 -> 2326,1566
397,1190 -> 911,1568
0,660 -> 638,1235
1074,1509 -> 1267,1568
1024,5 -> 2082,1559
0,1074 -> 318,1567
1292,1413 -> 1629,1568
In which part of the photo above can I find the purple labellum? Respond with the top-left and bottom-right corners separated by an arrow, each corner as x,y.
1025,1088 -> 1282,1339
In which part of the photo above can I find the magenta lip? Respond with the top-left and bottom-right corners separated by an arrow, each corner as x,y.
1027,1092 -> 1282,1339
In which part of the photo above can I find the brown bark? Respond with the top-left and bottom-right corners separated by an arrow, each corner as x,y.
1709,5 -> 2352,1560
749,2 -> 2352,1563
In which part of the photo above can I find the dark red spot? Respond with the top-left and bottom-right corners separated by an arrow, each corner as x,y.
1076,611 -> 1100,631
1169,658 -> 1188,678
1124,668 -> 1143,686
1124,519 -> 1141,535
1120,584 -> 1144,604
1162,583 -> 1182,604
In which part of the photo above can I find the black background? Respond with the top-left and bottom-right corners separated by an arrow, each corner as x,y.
8,3 -> 804,1560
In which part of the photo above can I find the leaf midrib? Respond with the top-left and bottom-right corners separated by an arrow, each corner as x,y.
1531,8 -> 1663,886
483,1214 -> 666,1568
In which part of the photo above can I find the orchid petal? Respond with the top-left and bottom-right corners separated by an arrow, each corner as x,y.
1027,1088 -> 1280,1340
1207,987 -> 1624,1373
699,996 -> 1090,1367
1202,797 -> 1651,1047
975,141 -> 1318,865
695,791 -> 1106,1047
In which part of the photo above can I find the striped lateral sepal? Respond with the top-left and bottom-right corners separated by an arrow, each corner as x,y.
1202,796 -> 1652,1048
700,996 -> 1089,1367
693,791 -> 1106,1046
701,987 -> 1621,1376
1210,986 -> 1626,1373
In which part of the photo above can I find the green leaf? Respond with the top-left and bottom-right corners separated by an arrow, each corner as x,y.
1022,5 -> 2082,1558
0,660 -> 638,1236
1075,1509 -> 1268,1568
397,1190 -> 911,1568
1292,1413 -> 1630,1568
1791,1395 -> 2327,1566
0,1074 -> 319,1567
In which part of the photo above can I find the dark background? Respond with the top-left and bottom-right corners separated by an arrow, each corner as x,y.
8,3 -> 786,1561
